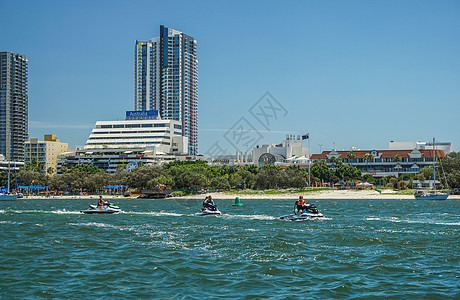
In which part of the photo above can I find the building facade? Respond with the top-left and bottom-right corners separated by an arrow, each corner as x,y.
134,25 -> 198,155
55,116 -> 189,174
0,52 -> 28,162
252,136 -> 310,167
311,148 -> 446,178
24,134 -> 68,174
84,118 -> 187,154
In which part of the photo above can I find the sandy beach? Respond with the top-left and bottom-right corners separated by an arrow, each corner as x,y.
184,189 -> 460,200
24,189 -> 460,200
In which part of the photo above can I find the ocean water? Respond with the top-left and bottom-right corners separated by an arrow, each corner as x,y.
0,197 -> 458,299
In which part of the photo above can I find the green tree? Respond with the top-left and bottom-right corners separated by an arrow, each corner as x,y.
147,175 -> 174,189
335,164 -> 361,181
363,153 -> 374,174
330,156 -> 343,167
347,151 -> 356,164
68,163 -> 102,174
311,160 -> 333,182
418,166 -> 434,181
47,167 -> 54,176
126,166 -> 164,189
254,164 -> 283,189
393,154 -> 401,162
439,152 -> 460,188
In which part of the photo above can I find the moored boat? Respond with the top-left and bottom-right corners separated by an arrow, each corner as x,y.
414,138 -> 449,200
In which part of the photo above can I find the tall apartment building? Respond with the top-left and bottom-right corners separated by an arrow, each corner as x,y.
24,134 -> 68,174
0,52 -> 28,162
134,25 -> 198,155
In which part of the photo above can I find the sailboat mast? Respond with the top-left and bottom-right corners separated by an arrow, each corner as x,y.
433,137 -> 436,192
7,153 -> 10,193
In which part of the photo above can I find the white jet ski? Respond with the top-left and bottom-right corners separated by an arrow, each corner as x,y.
195,204 -> 221,216
80,203 -> 122,214
279,204 -> 323,221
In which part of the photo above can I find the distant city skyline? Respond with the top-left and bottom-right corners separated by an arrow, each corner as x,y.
1,0 -> 459,154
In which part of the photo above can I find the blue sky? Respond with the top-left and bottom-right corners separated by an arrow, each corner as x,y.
1,0 -> 459,154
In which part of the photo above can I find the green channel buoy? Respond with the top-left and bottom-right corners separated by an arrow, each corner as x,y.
232,197 -> 243,206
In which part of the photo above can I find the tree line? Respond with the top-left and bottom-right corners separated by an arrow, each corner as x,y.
1,151 -> 459,193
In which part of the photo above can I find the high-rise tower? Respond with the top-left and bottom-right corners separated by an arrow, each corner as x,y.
0,52 -> 28,162
134,25 -> 198,155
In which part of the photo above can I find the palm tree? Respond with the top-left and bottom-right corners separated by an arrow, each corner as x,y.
393,154 -> 401,162
347,151 -> 356,165
47,167 -> 54,176
363,153 -> 374,174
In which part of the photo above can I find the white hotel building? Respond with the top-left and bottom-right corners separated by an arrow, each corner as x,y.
56,115 -> 189,173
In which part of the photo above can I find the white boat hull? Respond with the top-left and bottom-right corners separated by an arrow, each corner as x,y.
195,209 -> 221,216
280,212 -> 324,221
414,193 -> 449,200
80,204 -> 122,214
0,194 -> 18,201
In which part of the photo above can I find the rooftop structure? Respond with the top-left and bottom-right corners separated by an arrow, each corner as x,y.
389,141 -> 453,155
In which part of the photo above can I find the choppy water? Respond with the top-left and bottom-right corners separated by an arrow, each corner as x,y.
0,198 -> 459,299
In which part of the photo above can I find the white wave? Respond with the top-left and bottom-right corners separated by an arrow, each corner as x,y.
68,222 -> 119,229
0,210 -> 5,214
223,214 -> 276,220
0,220 -> 21,225
125,211 -> 184,217
51,210 -> 81,215
366,217 -> 460,226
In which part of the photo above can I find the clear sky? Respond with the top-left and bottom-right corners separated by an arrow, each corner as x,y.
1,0 -> 459,154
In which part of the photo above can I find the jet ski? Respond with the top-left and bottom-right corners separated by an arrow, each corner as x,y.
195,204 -> 221,216
279,204 -> 323,221
80,203 -> 122,214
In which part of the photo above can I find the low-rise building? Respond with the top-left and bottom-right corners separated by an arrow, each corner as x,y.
24,134 -> 68,174
311,148 -> 445,178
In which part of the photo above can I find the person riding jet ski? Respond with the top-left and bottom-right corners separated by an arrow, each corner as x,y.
294,196 -> 307,215
97,195 -> 109,210
202,195 -> 217,212
294,195 -> 319,215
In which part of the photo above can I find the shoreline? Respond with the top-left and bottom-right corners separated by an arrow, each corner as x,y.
22,189 -> 460,200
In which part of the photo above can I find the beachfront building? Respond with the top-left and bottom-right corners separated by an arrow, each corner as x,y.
252,135 -> 310,167
135,25 -> 198,155
208,136 -> 311,167
310,148 -> 446,178
24,134 -> 68,174
55,115 -> 189,173
0,52 -> 28,162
